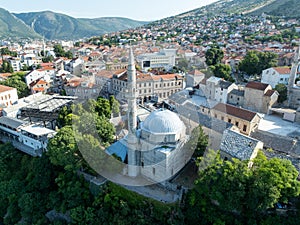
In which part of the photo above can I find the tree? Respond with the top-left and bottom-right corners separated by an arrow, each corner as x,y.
109,95 -> 120,115
0,72 -> 29,98
21,64 -> 29,71
205,47 -> 224,66
47,126 -> 83,171
95,97 -> 112,119
177,58 -> 189,71
185,150 -> 300,224
238,50 -> 260,75
54,172 -> 93,211
53,44 -> 65,57
42,55 -> 54,63
53,44 -> 73,59
0,48 -> 17,57
210,63 -> 234,82
57,105 -> 73,128
95,116 -> 116,145
192,126 -> 209,158
0,60 -> 13,73
274,83 -> 287,103
238,50 -> 278,75
65,51 -> 73,59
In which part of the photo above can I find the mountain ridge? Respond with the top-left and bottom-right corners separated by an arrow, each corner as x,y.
0,8 -> 147,40
248,0 -> 300,18
0,8 -> 41,39
0,0 -> 299,41
14,11 -> 148,40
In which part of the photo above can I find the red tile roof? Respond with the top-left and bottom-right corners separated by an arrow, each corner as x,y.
200,78 -> 207,85
0,84 -> 15,93
273,67 -> 291,74
36,80 -> 48,85
264,89 -> 278,97
246,81 -> 269,91
213,103 -> 258,122
0,73 -> 13,79
159,74 -> 182,80
37,66 -> 55,71
96,70 -> 114,79
40,62 -> 54,68
32,87 -> 45,92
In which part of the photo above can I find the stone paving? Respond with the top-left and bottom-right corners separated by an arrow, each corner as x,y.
258,114 -> 300,138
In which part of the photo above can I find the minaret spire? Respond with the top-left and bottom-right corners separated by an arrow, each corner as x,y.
127,47 -> 137,135
288,45 -> 300,107
42,36 -> 46,57
126,47 -> 139,177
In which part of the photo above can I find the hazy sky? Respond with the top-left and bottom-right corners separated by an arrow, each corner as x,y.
0,0 -> 219,21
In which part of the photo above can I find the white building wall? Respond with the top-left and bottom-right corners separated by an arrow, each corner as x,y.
25,70 -> 55,87
20,135 -> 44,150
0,88 -> 18,107
9,59 -> 22,72
261,68 -> 290,88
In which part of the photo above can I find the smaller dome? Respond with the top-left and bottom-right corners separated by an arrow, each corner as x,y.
142,109 -> 184,134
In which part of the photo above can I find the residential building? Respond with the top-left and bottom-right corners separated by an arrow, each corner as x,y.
95,70 -> 114,97
8,58 -> 22,72
64,76 -> 101,99
112,70 -> 183,102
66,57 -> 84,76
25,68 -> 55,88
261,67 -> 292,88
200,76 -> 237,104
20,53 -> 41,67
244,81 -> 278,114
0,84 -> 18,108
212,102 -> 261,135
0,116 -> 56,156
30,79 -> 51,94
227,88 -> 245,106
2,93 -> 76,125
186,69 -> 205,87
82,60 -> 105,72
136,49 -> 176,71
106,62 -> 128,71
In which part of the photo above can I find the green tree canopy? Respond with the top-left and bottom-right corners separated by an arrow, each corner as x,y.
238,50 -> 278,75
0,48 -> 17,57
191,126 -> 209,158
210,63 -> 234,82
185,150 -> 300,224
47,126 -> 84,171
274,83 -> 287,103
95,97 -> 112,119
53,44 -> 73,59
205,47 -> 224,66
0,60 -> 13,73
109,95 -> 120,115
0,72 -> 29,98
42,55 -> 54,63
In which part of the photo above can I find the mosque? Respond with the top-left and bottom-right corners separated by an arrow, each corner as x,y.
106,48 -> 192,183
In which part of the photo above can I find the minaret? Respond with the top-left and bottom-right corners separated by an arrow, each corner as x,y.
126,47 -> 139,177
288,46 -> 300,107
42,37 -> 46,57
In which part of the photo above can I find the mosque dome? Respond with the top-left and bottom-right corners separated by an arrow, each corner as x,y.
142,109 -> 185,134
